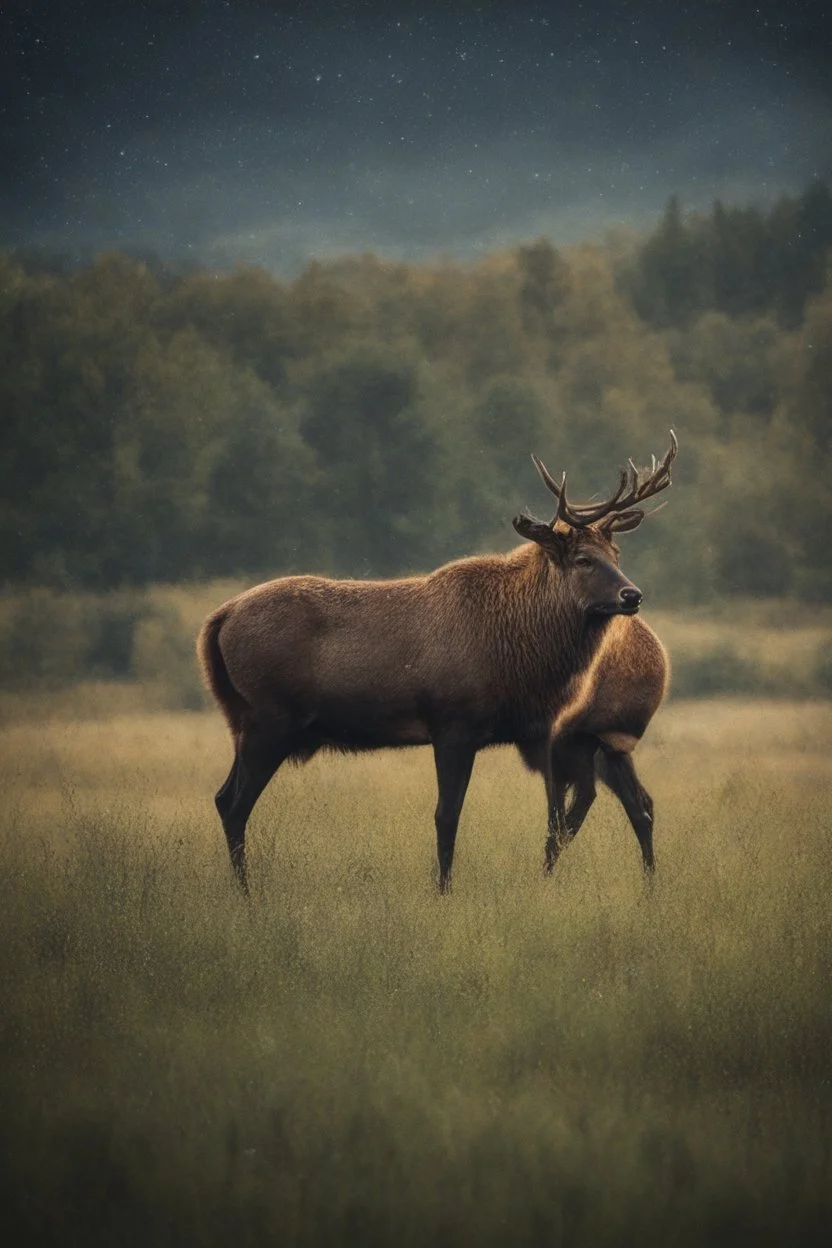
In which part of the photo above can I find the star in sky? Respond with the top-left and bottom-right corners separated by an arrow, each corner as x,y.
2,0 -> 830,271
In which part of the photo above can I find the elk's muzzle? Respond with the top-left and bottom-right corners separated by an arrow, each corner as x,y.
618,585 -> 643,614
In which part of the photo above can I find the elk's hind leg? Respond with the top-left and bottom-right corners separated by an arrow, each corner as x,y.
432,736 -> 476,893
598,749 -> 655,872
215,726 -> 288,893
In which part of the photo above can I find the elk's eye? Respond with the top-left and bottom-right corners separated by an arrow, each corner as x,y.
574,555 -> 592,568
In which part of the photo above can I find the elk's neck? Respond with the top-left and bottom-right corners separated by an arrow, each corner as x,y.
495,546 -> 612,713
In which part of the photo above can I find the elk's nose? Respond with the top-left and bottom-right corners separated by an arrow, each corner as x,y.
619,586 -> 643,611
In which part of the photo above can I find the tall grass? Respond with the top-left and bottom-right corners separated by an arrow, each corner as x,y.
1,704 -> 831,1245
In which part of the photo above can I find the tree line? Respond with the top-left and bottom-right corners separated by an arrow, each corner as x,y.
1,179 -> 830,605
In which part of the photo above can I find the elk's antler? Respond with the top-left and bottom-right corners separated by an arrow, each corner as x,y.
531,430 -> 678,534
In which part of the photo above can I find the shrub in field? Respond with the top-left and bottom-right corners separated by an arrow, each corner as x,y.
669,643 -> 799,698
0,588 -> 87,688
0,588 -> 205,709
85,593 -> 150,680
131,604 -> 207,710
813,640 -> 832,695
0,588 -> 149,688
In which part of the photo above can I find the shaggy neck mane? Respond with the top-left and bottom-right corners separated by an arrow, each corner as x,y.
509,544 -> 606,711
443,542 -> 608,720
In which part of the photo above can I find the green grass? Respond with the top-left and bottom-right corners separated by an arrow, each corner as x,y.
1,704 -> 831,1246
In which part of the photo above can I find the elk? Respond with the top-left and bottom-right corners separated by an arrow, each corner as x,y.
519,612 -> 669,873
198,433 -> 676,893
514,446 -> 673,874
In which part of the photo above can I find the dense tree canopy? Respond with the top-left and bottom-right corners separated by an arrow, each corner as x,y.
1,181 -> 830,604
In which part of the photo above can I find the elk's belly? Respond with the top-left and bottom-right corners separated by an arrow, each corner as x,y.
303,703 -> 432,750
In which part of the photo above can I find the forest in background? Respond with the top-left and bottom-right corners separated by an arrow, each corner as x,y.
1,180 -> 831,607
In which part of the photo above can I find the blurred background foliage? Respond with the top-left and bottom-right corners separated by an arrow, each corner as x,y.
0,180 -> 830,699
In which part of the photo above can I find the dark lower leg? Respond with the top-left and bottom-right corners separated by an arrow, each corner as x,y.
215,749 -> 239,812
216,735 -> 286,892
600,751 -> 655,872
433,739 -> 476,893
545,740 -> 597,872
544,765 -> 570,873
563,741 -> 598,839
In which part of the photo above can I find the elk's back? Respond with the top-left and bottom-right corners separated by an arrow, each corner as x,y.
201,571 -> 523,749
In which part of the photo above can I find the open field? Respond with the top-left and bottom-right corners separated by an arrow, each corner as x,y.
1,699 -> 831,1245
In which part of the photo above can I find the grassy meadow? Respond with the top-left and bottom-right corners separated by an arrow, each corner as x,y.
1,689 -> 831,1246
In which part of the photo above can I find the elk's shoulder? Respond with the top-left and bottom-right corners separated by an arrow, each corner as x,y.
550,614 -> 669,746
612,615 -> 669,688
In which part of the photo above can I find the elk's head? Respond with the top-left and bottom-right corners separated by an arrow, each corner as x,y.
513,432 -> 677,620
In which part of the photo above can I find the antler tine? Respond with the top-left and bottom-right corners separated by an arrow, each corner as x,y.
632,429 -> 678,502
557,473 -> 611,528
658,428 -> 678,478
528,431 -> 677,533
556,466 -> 631,527
532,453 -> 630,520
531,454 -> 566,501
593,430 -> 678,534
663,428 -> 678,480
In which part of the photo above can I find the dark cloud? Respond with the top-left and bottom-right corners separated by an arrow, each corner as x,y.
3,1 -> 830,271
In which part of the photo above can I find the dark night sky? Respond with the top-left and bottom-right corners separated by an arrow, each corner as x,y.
3,0 -> 831,273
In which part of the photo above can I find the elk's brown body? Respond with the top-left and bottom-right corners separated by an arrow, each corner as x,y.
198,434 -> 676,892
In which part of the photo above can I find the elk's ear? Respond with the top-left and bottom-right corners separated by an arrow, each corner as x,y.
512,513 -> 566,554
601,509 -> 645,536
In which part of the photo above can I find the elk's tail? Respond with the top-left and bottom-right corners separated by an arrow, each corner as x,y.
197,607 -> 248,738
